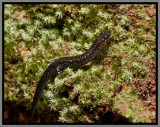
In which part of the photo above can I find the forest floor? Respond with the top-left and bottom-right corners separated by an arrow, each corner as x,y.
4,4 -> 157,124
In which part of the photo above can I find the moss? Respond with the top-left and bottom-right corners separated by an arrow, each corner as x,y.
4,4 -> 156,123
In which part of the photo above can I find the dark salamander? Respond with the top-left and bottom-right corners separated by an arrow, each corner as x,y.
29,31 -> 111,122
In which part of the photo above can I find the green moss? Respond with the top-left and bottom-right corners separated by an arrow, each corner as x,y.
4,4 -> 155,123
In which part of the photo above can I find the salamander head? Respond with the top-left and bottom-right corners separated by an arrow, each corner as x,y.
100,31 -> 111,41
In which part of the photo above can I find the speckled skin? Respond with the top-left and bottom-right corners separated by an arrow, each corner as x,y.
29,31 -> 111,122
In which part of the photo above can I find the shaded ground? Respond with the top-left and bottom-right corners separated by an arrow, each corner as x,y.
4,101 -> 58,123
4,101 -> 132,124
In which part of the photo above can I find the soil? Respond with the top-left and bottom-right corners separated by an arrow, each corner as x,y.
131,59 -> 156,123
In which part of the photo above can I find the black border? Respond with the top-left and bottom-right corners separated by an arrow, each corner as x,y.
2,2 -> 158,125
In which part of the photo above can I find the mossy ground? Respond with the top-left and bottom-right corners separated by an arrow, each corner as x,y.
4,4 -> 156,123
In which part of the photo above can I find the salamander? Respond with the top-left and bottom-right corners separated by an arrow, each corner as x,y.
29,31 -> 111,122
